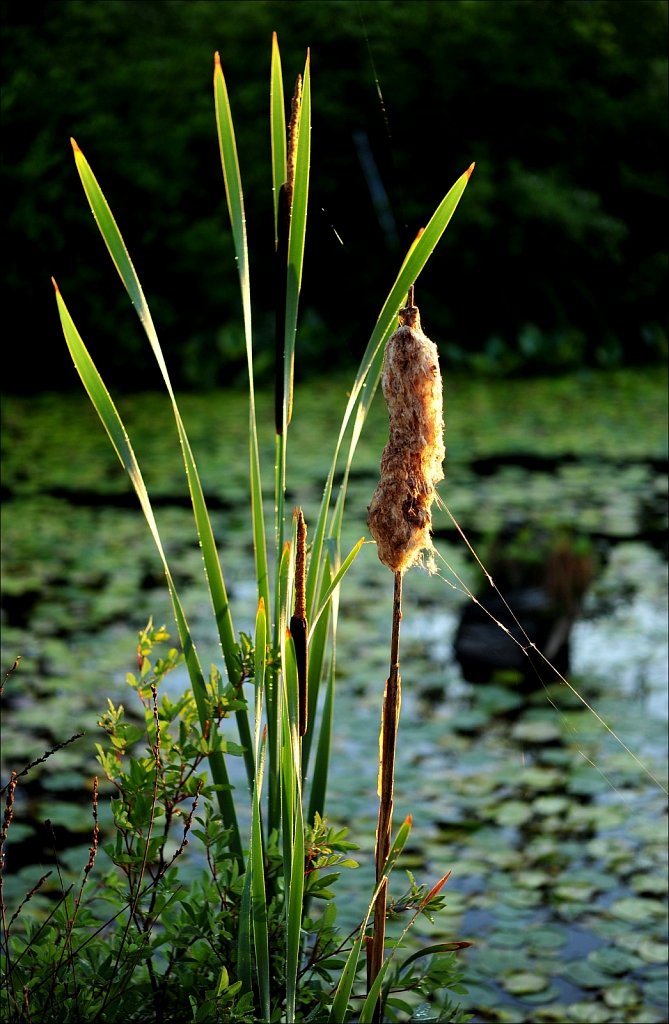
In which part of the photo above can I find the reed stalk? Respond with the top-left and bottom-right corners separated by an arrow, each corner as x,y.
369,568 -> 403,1021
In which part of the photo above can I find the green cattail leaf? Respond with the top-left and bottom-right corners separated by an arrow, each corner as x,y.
283,51 -> 311,433
238,854 -> 253,995
214,51 -> 271,625
308,536 -> 364,642
279,631 -> 304,1024
283,625 -> 300,747
70,139 -> 159,359
53,283 -> 241,860
70,139 -> 253,789
270,31 -> 286,244
358,955 -> 394,1024
307,647 -> 335,823
328,931 -> 365,1024
254,598 -> 267,751
282,635 -> 305,1023
301,547 -> 332,782
250,730 -> 270,1020
274,49 -> 311,615
286,785 -> 305,1023
213,55 -> 250,317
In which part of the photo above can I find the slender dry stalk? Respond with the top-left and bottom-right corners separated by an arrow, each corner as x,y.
367,289 -> 445,1019
369,570 -> 403,1018
1,657 -> 21,700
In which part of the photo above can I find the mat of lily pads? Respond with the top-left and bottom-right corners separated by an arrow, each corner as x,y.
1,367 -> 667,1022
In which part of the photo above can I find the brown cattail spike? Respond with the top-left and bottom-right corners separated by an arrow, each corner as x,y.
286,74 -> 303,211
367,299 -> 445,573
275,74 -> 303,435
290,508 -> 309,736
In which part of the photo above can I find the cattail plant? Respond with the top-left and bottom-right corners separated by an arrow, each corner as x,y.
48,31 -> 476,1021
367,287 -> 446,1018
367,286 -> 445,575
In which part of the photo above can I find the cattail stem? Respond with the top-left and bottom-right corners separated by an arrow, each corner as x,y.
369,569 -> 403,1021
367,285 -> 445,1019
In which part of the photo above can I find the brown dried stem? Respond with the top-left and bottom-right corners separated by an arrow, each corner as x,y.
369,569 -> 403,1021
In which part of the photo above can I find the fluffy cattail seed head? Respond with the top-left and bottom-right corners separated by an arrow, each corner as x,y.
367,302 -> 445,574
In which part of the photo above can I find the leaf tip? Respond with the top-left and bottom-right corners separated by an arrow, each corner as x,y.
421,870 -> 452,908
70,137 -> 81,154
51,276 -> 60,294
257,596 -> 265,612
466,161 -> 475,180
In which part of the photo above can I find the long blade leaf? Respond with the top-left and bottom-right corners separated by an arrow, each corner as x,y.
70,139 -> 250,771
214,53 -> 271,622
270,32 -> 286,245
53,281 -> 242,860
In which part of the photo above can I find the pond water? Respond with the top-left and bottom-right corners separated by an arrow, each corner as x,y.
1,369 -> 667,1022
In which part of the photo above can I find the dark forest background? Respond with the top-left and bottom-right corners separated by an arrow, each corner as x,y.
2,0 -> 667,392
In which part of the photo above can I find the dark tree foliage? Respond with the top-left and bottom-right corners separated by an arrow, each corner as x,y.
2,0 -> 667,391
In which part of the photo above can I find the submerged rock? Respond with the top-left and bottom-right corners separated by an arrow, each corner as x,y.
453,529 -> 594,686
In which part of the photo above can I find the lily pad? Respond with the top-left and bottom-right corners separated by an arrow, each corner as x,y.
501,888 -> 543,909
503,971 -> 550,995
643,976 -> 669,1007
608,897 -> 667,923
489,929 -> 526,949
602,980 -> 641,1009
562,959 -> 614,989
526,926 -> 568,953
511,719 -> 562,744
637,940 -> 669,965
565,1001 -> 614,1022
588,946 -> 642,975
519,766 -> 563,791
472,948 -> 521,977
554,880 -> 598,903
631,819 -> 668,844
493,800 -> 533,827
630,872 -> 669,896
517,869 -> 551,890
532,795 -> 571,816
531,1008 -> 572,1023
448,708 -> 491,733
